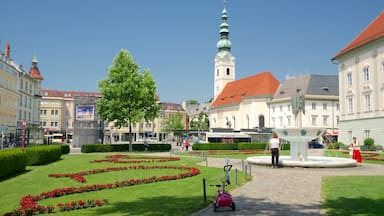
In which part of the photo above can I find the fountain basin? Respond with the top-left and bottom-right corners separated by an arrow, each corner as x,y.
247,156 -> 357,168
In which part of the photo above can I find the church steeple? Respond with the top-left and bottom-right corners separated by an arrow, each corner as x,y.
216,0 -> 231,53
214,0 -> 235,100
29,55 -> 43,80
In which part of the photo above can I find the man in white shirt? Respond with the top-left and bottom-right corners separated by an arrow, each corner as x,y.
269,134 -> 280,168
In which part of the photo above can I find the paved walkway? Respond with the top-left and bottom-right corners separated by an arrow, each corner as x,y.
189,151 -> 384,216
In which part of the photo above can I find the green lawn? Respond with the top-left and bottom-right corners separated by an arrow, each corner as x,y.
0,153 -> 248,216
323,176 -> 384,215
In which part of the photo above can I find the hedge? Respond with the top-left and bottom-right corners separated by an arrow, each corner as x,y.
0,149 -> 27,179
25,145 -> 62,165
81,143 -> 172,153
192,142 -> 291,151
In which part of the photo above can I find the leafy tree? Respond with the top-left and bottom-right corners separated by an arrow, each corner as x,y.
96,49 -> 160,151
190,112 -> 209,131
186,100 -> 198,105
164,112 -> 185,137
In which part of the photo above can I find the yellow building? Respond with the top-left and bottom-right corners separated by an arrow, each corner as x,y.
40,90 -> 101,142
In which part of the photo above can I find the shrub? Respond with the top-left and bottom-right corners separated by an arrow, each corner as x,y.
81,144 -> 171,153
25,145 -> 62,165
0,149 -> 27,179
364,138 -> 375,151
61,145 -> 70,154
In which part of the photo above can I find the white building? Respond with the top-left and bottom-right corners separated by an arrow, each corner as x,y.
209,1 -> 280,131
332,12 -> 384,147
269,74 -> 339,141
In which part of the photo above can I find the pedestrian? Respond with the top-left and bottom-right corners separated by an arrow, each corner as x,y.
269,134 -> 280,168
350,137 -> 362,163
144,140 -> 149,152
183,139 -> 190,151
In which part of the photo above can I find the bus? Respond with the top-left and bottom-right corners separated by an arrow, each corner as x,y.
45,133 -> 64,144
205,132 -> 251,143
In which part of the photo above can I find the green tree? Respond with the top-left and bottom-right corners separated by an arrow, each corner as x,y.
96,49 -> 160,151
190,112 -> 209,131
164,112 -> 185,137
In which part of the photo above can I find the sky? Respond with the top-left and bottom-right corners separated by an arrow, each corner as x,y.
2,0 -> 384,104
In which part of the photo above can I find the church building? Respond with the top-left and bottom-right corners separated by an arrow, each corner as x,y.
209,1 -> 280,131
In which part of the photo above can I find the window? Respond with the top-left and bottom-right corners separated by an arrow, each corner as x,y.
336,103 -> 339,111
279,105 -> 283,112
287,104 -> 291,112
216,69 -> 219,77
323,103 -> 327,110
347,72 -> 352,86
363,66 -> 370,81
226,68 -> 230,75
322,115 -> 328,126
287,116 -> 291,127
271,117 -> 275,127
364,130 -> 370,139
279,117 -> 283,127
364,94 -> 371,112
347,97 -> 353,113
311,115 -> 317,125
272,106 -> 275,113
336,116 -> 339,126
51,110 -> 54,115
312,103 -> 316,110
55,110 -> 59,115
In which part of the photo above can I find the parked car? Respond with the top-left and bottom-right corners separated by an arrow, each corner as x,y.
308,141 -> 324,149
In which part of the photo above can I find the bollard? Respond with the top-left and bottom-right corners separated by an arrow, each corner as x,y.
244,165 -> 247,180
235,168 -> 238,185
241,159 -> 244,172
203,178 -> 207,202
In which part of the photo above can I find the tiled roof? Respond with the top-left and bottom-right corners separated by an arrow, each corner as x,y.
41,89 -> 101,98
160,103 -> 185,111
333,12 -> 384,60
273,74 -> 338,100
29,66 -> 43,80
211,71 -> 280,107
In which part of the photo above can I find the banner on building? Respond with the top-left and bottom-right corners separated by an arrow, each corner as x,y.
76,105 -> 95,121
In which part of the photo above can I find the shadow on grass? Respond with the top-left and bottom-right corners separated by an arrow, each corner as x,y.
0,170 -> 31,183
87,194 -> 326,216
324,197 -> 384,216
91,195 -> 209,216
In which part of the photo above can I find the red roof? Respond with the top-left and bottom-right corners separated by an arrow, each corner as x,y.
333,12 -> 384,60
41,89 -> 101,98
211,71 -> 280,107
29,66 -> 43,80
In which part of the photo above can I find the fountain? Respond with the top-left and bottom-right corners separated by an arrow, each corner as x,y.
247,128 -> 357,168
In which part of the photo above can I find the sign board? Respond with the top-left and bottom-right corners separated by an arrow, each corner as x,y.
75,105 -> 95,121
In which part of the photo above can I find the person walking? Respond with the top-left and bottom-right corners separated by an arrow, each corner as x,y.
269,134 -> 280,168
350,137 -> 362,163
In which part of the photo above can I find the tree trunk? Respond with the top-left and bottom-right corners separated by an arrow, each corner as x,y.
128,123 -> 133,152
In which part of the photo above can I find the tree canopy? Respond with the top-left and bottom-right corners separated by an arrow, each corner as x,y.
96,49 -> 160,151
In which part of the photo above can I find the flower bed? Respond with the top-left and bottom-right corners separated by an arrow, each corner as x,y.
4,154 -> 200,215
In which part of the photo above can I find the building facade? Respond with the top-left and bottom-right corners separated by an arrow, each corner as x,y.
0,42 -> 43,146
269,74 -> 340,142
209,2 -> 280,132
332,12 -> 384,146
40,90 -> 101,143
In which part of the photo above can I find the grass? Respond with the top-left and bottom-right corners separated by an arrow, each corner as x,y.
0,153 -> 249,216
322,176 -> 384,215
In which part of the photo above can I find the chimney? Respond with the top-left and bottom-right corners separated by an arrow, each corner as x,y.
5,42 -> 10,58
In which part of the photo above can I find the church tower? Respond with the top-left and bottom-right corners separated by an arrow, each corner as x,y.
214,0 -> 235,100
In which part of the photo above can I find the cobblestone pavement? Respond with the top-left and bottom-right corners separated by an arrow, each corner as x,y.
190,150 -> 384,216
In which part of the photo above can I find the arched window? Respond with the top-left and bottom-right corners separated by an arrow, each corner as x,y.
258,115 -> 265,128
226,68 -> 230,75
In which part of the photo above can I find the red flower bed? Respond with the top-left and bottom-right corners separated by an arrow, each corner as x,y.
4,155 -> 200,215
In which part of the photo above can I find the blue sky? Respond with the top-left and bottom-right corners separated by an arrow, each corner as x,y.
2,0 -> 384,103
